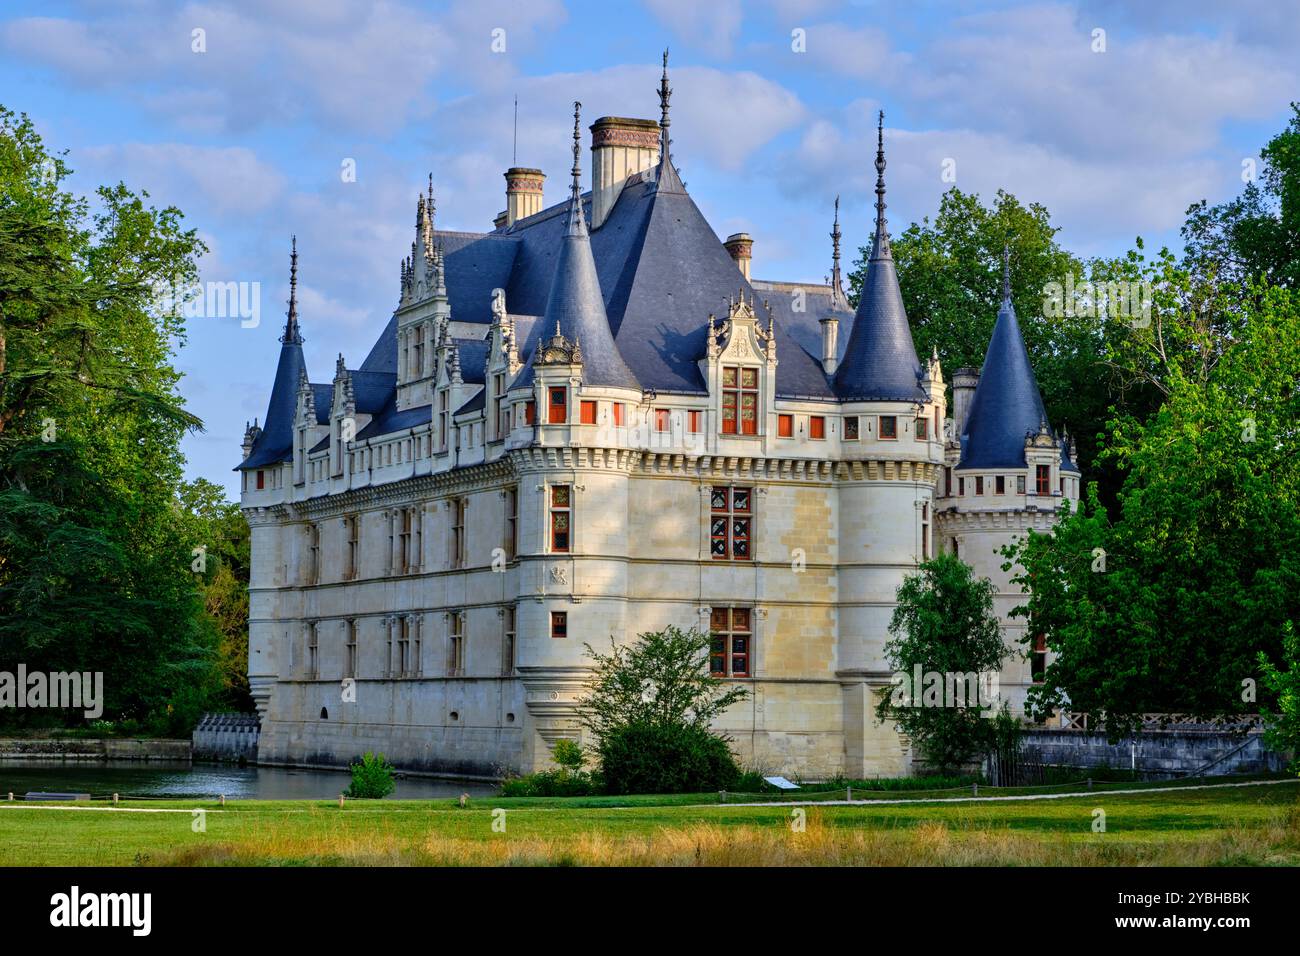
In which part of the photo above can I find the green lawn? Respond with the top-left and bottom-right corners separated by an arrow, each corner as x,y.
2,778 -> 1297,866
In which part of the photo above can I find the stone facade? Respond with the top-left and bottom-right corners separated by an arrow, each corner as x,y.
239,86 -> 1078,781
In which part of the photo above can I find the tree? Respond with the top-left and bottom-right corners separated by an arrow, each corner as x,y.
0,105 -> 219,734
1259,624 -> 1300,773
578,626 -> 749,739
579,627 -> 749,795
1181,102 -> 1300,291
1004,281 -> 1300,739
876,553 -> 1011,772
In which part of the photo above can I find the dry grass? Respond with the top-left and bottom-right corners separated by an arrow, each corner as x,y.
149,800 -> 1300,867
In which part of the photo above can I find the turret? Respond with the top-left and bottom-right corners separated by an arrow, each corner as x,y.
833,113 -> 926,403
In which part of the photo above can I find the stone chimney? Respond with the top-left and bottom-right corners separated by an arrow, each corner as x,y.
819,316 -> 839,375
504,167 -> 545,227
953,366 -> 980,438
590,117 -> 660,229
724,233 -> 753,281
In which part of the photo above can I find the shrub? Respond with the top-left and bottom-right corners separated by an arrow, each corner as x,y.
345,752 -> 396,799
499,769 -> 600,798
599,722 -> 741,795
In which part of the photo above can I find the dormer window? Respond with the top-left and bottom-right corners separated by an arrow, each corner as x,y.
721,366 -> 758,436
1036,465 -> 1051,495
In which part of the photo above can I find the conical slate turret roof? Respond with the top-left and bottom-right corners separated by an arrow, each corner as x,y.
240,238 -> 308,468
833,112 -> 926,403
958,250 -> 1051,469
518,102 -> 637,391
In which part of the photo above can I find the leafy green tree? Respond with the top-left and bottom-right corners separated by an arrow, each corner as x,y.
1004,281 -> 1300,739
1181,102 -> 1300,290
1259,623 -> 1300,773
0,105 -> 219,734
578,626 -> 748,740
876,553 -> 1011,772
579,627 -> 749,795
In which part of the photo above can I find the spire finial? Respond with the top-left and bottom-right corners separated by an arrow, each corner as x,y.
564,101 -> 588,237
1001,244 -> 1012,303
658,49 -> 672,154
830,195 -> 843,292
427,173 -> 435,229
282,235 -> 303,345
871,110 -> 891,259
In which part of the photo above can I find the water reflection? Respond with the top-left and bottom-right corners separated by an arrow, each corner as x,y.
0,760 -> 498,800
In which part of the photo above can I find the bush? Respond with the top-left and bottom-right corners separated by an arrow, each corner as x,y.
599,722 -> 741,795
345,752 -> 396,799
499,769 -> 601,798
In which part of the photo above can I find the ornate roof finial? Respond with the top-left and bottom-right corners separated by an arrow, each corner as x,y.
282,235 -> 303,345
872,110 -> 891,260
658,49 -> 672,154
830,194 -> 844,294
1001,244 -> 1012,304
565,101 -> 588,236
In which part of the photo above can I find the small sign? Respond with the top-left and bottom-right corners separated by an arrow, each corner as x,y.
763,776 -> 799,791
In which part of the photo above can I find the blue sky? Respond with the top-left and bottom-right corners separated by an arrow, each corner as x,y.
2,0 -> 1297,497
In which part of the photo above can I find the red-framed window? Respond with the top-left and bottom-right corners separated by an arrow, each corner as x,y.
975,476 -> 984,496
580,400 -> 597,425
721,366 -> 758,435
612,402 -> 626,426
256,470 -> 265,490
710,607 -> 752,677
710,486 -> 752,561
548,387 -> 567,424
844,416 -> 859,440
655,408 -> 671,432
551,611 -> 568,639
777,414 -> 793,437
879,415 -> 897,439
688,410 -> 703,433
524,400 -> 536,425
1036,465 -> 1051,495
809,416 -> 826,440
958,476 -> 965,496
915,417 -> 928,440
1031,634 -> 1047,682
550,484 -> 571,553
996,475 -> 1005,495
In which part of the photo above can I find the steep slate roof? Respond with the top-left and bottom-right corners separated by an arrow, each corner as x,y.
240,240 -> 308,469
355,159 -> 838,402
516,104 -> 639,391
959,260 -> 1053,470
833,115 -> 926,403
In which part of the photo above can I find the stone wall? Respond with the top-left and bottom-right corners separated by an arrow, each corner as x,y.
1022,729 -> 1290,777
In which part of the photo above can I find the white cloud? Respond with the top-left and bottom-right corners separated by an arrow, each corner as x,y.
78,143 -> 286,216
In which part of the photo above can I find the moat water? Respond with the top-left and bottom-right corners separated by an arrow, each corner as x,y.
0,760 -> 498,800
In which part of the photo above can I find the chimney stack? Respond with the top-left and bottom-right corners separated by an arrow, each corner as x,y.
724,233 -> 753,281
953,367 -> 980,438
819,316 -> 839,375
589,117 -> 660,229
504,167 -> 545,227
